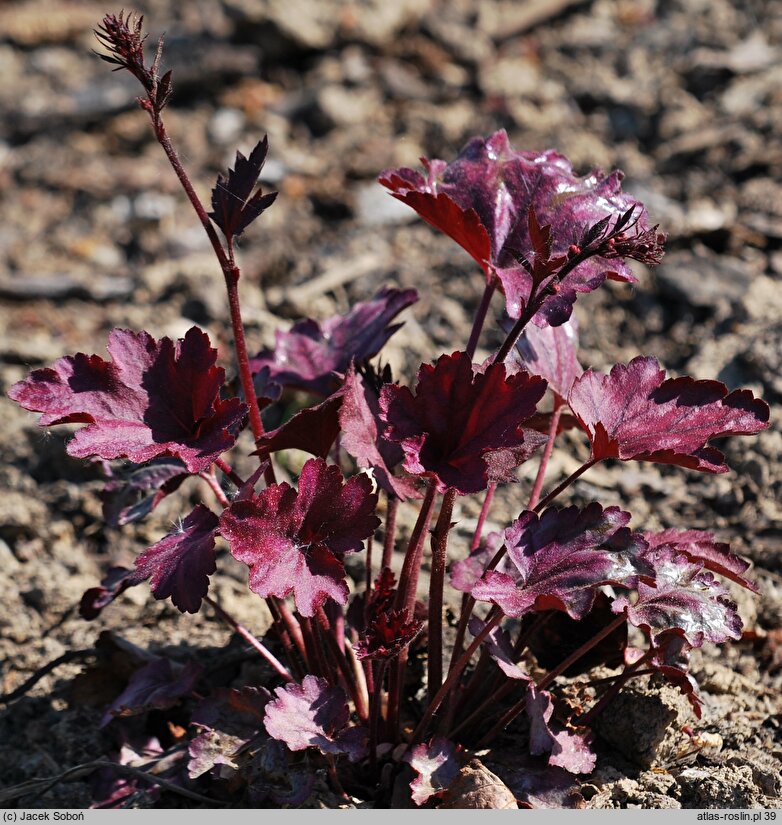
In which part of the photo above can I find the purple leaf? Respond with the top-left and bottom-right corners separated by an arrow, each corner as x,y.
613,547 -> 743,647
468,617 -> 529,680
133,504 -> 219,614
569,356 -> 769,473
405,736 -> 460,806
502,759 -> 586,808
526,684 -> 595,774
355,602 -> 424,661
100,658 -> 202,727
252,389 -> 343,460
220,457 -> 379,616
340,364 -> 420,501
380,351 -> 547,494
472,504 -> 652,619
79,566 -> 146,620
8,327 -> 246,473
264,675 -> 368,762
647,635 -> 703,718
250,287 -> 418,396
450,531 -> 504,594
101,457 -> 189,527
381,130 -> 654,324
511,316 -> 582,399
188,687 -> 271,778
643,528 -> 757,593
209,136 -> 278,240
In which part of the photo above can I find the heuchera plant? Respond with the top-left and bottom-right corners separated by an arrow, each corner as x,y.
7,12 -> 771,808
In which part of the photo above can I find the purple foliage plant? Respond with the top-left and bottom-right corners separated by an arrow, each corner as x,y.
6,11 -> 771,808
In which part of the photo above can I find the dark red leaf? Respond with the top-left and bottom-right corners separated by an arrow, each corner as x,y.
219,457 -> 379,616
250,287 -> 418,396
100,658 -> 202,727
526,684 -> 595,774
209,136 -> 278,239
471,504 -> 652,619
502,759 -> 586,809
252,389 -> 343,460
381,131 -> 650,324
468,617 -> 529,680
133,504 -> 219,613
355,608 -> 423,661
79,566 -> 146,620
339,364 -> 420,500
8,327 -> 246,473
450,531 -> 504,594
613,547 -> 743,647
568,356 -> 769,473
264,675 -> 368,761
405,736 -> 460,806
643,528 -> 757,593
380,351 -> 546,494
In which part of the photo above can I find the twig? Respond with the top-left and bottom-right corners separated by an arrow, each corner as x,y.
0,649 -> 95,705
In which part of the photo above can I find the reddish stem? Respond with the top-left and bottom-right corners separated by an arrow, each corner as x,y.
214,457 -> 245,488
198,470 -> 230,508
381,494 -> 399,572
316,607 -> 369,722
395,480 -> 438,618
533,458 -> 596,513
427,488 -> 457,705
204,596 -> 292,682
369,659 -> 389,773
527,399 -> 563,509
470,482 -> 496,553
465,277 -> 497,360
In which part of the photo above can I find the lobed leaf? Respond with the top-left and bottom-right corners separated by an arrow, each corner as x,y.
511,315 -> 582,400
8,327 -> 246,474
219,457 -> 379,616
380,351 -> 547,494
133,504 -> 219,613
263,675 -> 368,761
568,356 -> 769,473
526,684 -> 595,774
405,736 -> 461,806
250,287 -> 418,396
380,130 -> 651,324
468,617 -> 529,680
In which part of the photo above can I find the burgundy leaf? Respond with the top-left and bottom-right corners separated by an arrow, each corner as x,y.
511,316 -> 582,399
252,389 -> 343,460
613,548 -> 742,647
264,675 -> 368,762
220,457 -> 379,616
355,608 -> 424,661
250,287 -> 418,396
133,504 -> 219,613
209,136 -> 278,240
101,457 -> 189,527
188,686 -> 271,778
405,736 -> 461,806
8,327 -> 246,473
643,528 -> 757,593
340,364 -> 420,501
252,366 -> 283,410
468,617 -> 529,680
79,566 -> 146,620
450,531 -> 504,594
502,759 -> 586,808
568,356 -> 769,473
647,635 -> 703,718
381,130 -> 651,324
471,504 -> 652,619
100,658 -> 202,727
526,684 -> 595,774
380,351 -> 547,494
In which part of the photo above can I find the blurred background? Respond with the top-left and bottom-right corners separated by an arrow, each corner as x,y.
0,0 -> 780,806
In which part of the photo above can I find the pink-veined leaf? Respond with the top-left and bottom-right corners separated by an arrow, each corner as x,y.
380,351 -> 546,494
209,136 -> 278,240
250,287 -> 418,396
526,683 -> 595,774
471,504 -> 652,619
405,735 -> 461,806
133,504 -> 219,614
568,356 -> 769,473
380,130 -> 657,324
263,675 -> 368,762
8,327 -> 246,473
219,457 -> 379,616
612,547 -> 743,647
643,528 -> 757,593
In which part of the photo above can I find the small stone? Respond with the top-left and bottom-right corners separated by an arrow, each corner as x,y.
208,107 -> 246,146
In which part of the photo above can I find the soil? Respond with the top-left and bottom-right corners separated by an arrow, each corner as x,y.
0,0 -> 781,810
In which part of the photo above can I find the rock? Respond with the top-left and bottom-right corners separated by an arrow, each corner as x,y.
207,108 -> 246,146
593,680 -> 692,768
355,182 -> 415,227
676,765 -> 762,808
0,274 -> 134,303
